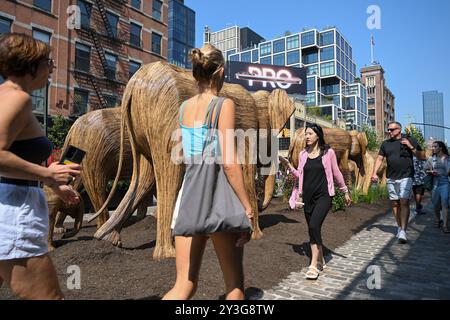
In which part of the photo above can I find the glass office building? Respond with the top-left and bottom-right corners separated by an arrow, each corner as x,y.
168,0 -> 195,68
423,91 -> 445,142
226,27 -> 368,130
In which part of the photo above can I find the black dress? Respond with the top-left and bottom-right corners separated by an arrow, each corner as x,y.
302,155 -> 332,245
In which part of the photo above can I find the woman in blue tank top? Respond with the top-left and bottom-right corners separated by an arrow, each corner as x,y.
0,33 -> 81,299
163,44 -> 253,300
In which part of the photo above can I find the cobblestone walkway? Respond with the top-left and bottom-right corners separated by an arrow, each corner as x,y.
250,202 -> 450,300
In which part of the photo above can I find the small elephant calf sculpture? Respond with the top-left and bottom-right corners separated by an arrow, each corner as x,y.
43,186 -> 84,251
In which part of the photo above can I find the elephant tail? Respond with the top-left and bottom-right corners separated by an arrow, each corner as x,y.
87,92 -> 131,223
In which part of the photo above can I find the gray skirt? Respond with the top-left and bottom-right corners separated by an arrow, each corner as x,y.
0,183 -> 49,260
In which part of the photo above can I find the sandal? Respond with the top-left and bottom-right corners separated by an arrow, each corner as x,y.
317,260 -> 327,272
305,266 -> 320,280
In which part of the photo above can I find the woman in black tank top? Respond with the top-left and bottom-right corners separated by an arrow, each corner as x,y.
0,33 -> 81,300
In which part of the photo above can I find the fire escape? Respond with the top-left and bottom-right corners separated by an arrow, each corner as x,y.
73,0 -> 127,112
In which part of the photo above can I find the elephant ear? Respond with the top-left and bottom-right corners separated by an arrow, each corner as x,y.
288,128 -> 306,169
268,89 -> 296,135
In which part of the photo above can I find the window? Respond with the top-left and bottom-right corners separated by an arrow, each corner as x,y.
73,89 -> 89,115
287,50 -> 300,65
241,51 -> 251,63
320,62 -> 335,77
130,22 -> 141,47
105,53 -> 117,79
273,53 -> 285,66
32,28 -> 51,43
0,17 -> 12,35
226,49 -> 236,60
151,32 -> 162,55
104,94 -> 117,108
302,51 -> 318,64
34,0 -> 51,12
260,42 -> 271,56
301,31 -> 315,47
368,98 -> 375,105
336,32 -> 341,48
251,49 -> 258,62
78,0 -> 91,28
273,39 -> 285,53
131,0 -> 141,9
366,76 -> 375,87
320,31 -> 334,46
322,83 -> 340,95
369,109 -> 375,116
307,77 -> 316,91
31,29 -> 51,113
307,64 -> 318,76
229,54 -> 240,62
260,56 -> 271,65
152,0 -> 163,21
305,92 -> 316,106
106,12 -> 118,38
320,46 -> 334,61
368,87 -> 375,94
287,35 -> 299,50
75,43 -> 91,72
129,60 -> 141,79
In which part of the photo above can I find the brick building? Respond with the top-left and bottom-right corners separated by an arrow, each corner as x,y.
0,0 -> 168,120
360,64 -> 395,139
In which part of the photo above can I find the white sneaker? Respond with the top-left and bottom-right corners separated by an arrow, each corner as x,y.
396,227 -> 401,238
398,230 -> 407,244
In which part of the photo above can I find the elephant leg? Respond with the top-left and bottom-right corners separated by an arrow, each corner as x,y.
84,176 -> 109,230
339,150 -> 352,188
54,211 -> 66,234
243,163 -> 263,240
152,156 -> 182,260
47,206 -> 58,251
127,156 -> 156,223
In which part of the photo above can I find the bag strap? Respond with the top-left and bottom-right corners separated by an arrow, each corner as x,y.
178,100 -> 188,123
203,97 -> 225,153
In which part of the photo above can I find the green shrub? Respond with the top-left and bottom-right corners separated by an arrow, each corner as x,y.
332,188 -> 346,212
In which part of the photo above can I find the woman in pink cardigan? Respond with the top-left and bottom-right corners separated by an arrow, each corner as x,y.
280,124 -> 351,280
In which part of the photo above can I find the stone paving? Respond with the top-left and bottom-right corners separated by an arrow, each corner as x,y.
250,201 -> 450,300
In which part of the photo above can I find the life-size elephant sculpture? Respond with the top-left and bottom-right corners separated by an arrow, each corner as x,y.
60,108 -> 155,229
44,185 -> 84,251
90,61 -> 295,260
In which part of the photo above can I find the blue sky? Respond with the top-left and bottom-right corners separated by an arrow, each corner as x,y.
187,0 -> 450,142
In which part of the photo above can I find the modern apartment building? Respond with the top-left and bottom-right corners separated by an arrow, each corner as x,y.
203,25 -> 265,61
423,90 -> 445,142
360,64 -> 395,139
206,26 -> 368,130
168,0 -> 194,69
0,0 -> 168,120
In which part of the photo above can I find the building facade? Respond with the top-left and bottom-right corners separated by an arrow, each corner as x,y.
209,26 -> 368,130
0,0 -> 168,120
168,0 -> 194,69
423,90 -> 444,142
203,25 -> 264,61
360,64 -> 395,139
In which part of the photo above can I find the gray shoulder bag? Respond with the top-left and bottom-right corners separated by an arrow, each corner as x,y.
172,97 -> 253,236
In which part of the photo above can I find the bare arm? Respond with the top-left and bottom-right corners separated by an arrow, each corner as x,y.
372,155 -> 385,180
0,90 -> 80,187
218,98 -> 252,215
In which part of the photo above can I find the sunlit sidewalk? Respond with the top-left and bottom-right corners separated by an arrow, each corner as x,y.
250,200 -> 450,300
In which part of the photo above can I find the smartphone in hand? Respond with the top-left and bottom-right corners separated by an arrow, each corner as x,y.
59,145 -> 86,165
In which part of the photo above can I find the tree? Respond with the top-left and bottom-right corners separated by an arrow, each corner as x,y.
405,126 -> 425,149
362,124 -> 379,151
306,106 -> 321,117
47,115 -> 72,149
